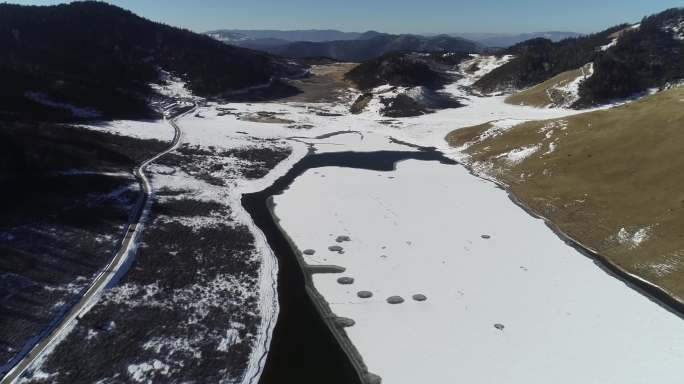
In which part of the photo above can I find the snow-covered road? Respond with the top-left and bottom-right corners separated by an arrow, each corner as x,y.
1,106 -> 189,384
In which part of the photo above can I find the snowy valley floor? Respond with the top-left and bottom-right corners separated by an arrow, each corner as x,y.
11,67 -> 684,383
273,155 -> 684,384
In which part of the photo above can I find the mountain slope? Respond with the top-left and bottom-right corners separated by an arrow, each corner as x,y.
345,52 -> 464,90
473,25 -> 626,94
504,63 -> 594,108
578,8 -> 684,106
447,84 -> 684,306
0,1 -> 302,121
474,31 -> 582,47
476,8 -> 684,107
256,33 -> 480,62
344,51 -> 468,116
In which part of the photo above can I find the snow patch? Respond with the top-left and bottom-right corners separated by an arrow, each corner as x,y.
663,18 -> 684,40
498,144 -> 541,165
600,23 -> 641,51
639,251 -> 683,278
143,337 -> 203,360
450,119 -> 529,158
217,329 -> 241,352
617,226 -> 652,249
459,54 -> 515,85
151,71 -> 200,102
551,63 -> 594,107
544,141 -> 557,155
85,329 -> 98,341
599,38 -> 618,51
479,119 -> 528,141
42,276 -> 89,295
16,368 -> 57,384
127,360 -> 170,383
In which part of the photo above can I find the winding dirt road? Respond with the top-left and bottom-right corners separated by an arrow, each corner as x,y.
1,105 -> 190,384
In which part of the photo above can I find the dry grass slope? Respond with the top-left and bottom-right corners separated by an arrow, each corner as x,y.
285,63 -> 358,103
504,68 -> 583,107
448,86 -> 684,302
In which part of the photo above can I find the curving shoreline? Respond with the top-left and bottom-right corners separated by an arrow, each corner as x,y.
242,149 -> 455,384
455,159 -> 684,319
1,106 -> 190,384
266,196 -> 377,384
266,141 -> 684,383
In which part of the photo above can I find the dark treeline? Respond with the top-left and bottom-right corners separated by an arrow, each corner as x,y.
265,33 -> 480,62
0,121 -> 167,176
0,1 -> 302,121
579,8 -> 684,106
345,51 -> 469,90
476,7 -> 684,107
474,25 -> 626,93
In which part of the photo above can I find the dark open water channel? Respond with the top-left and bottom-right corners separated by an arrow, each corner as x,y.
242,149 -> 456,384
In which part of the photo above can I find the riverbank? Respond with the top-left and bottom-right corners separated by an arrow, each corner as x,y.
232,79 -> 684,383
243,141 -> 455,384
11,60 -> 684,384
445,85 -> 684,313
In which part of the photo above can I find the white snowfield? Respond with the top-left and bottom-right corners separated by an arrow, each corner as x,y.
273,158 -> 684,384
264,56 -> 684,383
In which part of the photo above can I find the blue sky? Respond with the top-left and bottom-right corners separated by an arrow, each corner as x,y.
12,0 -> 684,34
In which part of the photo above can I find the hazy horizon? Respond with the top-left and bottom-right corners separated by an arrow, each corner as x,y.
8,0 -> 684,35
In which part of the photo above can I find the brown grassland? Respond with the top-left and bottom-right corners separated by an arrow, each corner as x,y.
447,86 -> 684,302
285,63 -> 358,103
505,68 -> 584,107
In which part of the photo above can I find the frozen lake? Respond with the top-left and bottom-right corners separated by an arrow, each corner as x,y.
272,156 -> 684,384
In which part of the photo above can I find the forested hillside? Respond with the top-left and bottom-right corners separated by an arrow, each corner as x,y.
0,1 -> 302,121
476,8 -> 684,106
473,25 -> 626,94
578,8 -> 684,106
345,51 -> 468,90
258,33 -> 479,62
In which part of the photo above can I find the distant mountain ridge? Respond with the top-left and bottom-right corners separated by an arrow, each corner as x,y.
206,29 -> 363,43
210,32 -> 480,62
271,33 -> 480,61
465,31 -> 583,47
208,29 -> 581,50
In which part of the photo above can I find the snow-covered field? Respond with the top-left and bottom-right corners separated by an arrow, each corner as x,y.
16,55 -> 684,384
127,56 -> 684,383
151,60 -> 683,383
261,57 -> 684,383
272,157 -> 684,383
